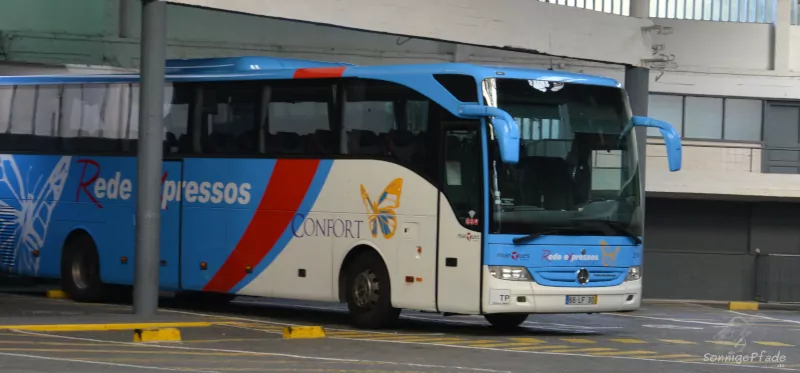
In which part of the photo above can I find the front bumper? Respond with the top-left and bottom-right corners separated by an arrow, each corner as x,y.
481,266 -> 641,313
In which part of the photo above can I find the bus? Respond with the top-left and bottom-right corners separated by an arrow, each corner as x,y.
0,56 -> 681,329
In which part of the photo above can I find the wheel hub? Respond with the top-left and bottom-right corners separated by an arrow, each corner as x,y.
353,270 -> 379,308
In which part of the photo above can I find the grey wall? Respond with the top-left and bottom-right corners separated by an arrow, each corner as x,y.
643,198 -> 755,300
644,198 -> 800,301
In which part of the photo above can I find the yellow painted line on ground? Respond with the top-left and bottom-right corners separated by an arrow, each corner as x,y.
344,334 -> 446,340
387,338 -> 465,343
508,345 -> 573,351
509,338 -> 547,344
0,341 -> 108,347
325,331 -> 378,337
560,338 -> 597,344
182,338 -> 274,344
465,342 -> 545,348
0,321 -> 220,332
0,347 -> 256,356
608,338 -> 648,344
658,339 -> 696,345
590,350 -> 657,356
434,340 -> 499,345
544,347 -> 617,353
754,341 -> 795,347
643,354 -> 696,360
706,340 -> 743,346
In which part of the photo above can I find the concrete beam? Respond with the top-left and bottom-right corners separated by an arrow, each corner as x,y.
168,0 -> 655,67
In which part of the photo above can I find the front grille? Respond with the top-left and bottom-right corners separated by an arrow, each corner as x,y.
531,267 -> 627,287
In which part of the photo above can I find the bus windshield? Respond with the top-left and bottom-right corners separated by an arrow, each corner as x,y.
485,78 -> 643,237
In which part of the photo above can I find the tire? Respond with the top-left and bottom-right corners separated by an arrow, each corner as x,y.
484,313 -> 528,329
60,235 -> 105,303
344,251 -> 400,329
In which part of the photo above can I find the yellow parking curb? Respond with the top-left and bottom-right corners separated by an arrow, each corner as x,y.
45,290 -> 69,299
282,326 -> 326,339
0,321 -> 219,332
134,327 -> 182,342
728,301 -> 758,311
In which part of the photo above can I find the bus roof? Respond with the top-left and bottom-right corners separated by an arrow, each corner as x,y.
0,56 -> 622,88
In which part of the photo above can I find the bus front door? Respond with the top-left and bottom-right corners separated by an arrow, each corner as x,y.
436,123 -> 484,314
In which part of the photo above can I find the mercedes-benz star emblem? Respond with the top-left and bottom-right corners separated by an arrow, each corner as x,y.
577,268 -> 590,285
581,248 -> 587,255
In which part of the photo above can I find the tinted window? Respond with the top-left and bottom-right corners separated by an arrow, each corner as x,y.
343,79 -> 435,180
199,82 -> 258,155
267,80 -> 336,156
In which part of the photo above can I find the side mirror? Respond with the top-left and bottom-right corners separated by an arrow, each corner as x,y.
458,104 -> 520,164
632,116 -> 682,172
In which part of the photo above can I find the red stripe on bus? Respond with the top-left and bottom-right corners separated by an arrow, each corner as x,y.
292,67 -> 347,79
202,159 -> 320,293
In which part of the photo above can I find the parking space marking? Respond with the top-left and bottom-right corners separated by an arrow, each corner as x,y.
507,345 -> 573,351
755,341 -> 795,347
463,342 -> 543,348
0,351 -> 216,372
606,313 -> 729,326
545,347 -> 616,353
590,350 -> 657,356
646,354 -> 696,359
11,330 -> 511,373
707,340 -> 742,346
608,338 -> 647,344
429,340 -> 498,345
658,339 -> 697,345
11,329 -> 800,371
0,347 -> 256,356
502,338 -> 543,344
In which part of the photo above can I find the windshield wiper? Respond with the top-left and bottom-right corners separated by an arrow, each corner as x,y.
512,227 -> 604,245
575,219 -> 642,245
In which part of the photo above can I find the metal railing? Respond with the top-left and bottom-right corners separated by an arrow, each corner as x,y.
538,0 -> 778,22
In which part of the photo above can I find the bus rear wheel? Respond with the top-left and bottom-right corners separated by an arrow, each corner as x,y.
344,251 -> 400,329
484,313 -> 528,329
60,235 -> 105,303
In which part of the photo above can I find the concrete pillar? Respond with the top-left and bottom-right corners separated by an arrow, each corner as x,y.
772,0 -> 792,72
134,0 -> 167,317
626,0 -> 649,232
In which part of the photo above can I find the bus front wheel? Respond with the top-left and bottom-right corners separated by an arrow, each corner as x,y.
484,313 -> 529,329
344,251 -> 400,329
60,235 -> 105,303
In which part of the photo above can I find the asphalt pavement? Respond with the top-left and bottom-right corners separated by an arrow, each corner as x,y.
0,282 -> 798,372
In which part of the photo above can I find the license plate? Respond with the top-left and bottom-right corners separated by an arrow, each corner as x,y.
565,295 -> 597,305
489,289 -> 511,305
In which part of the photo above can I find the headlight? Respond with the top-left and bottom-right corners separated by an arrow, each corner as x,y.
489,266 -> 533,281
625,266 -> 641,281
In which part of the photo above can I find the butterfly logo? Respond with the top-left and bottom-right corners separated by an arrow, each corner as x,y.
600,240 -> 620,267
0,155 -> 71,275
360,178 -> 403,239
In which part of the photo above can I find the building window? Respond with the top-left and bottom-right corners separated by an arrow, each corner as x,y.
648,93 -> 763,142
724,98 -> 762,141
684,96 -> 723,139
647,94 -> 683,137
